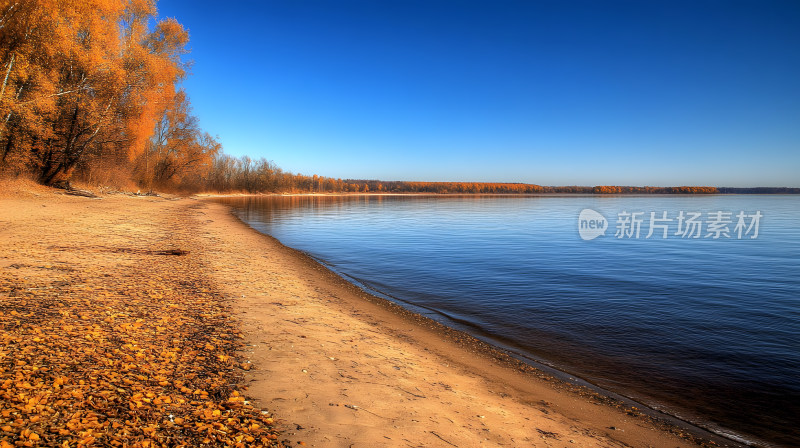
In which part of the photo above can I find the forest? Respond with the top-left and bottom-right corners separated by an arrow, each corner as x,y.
1,1 -> 793,196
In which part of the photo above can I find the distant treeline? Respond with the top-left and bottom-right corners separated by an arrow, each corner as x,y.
345,182 -> 721,194
199,155 -> 798,195
200,156 -> 722,194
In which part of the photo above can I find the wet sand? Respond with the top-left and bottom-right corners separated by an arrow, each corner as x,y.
0,184 -> 729,447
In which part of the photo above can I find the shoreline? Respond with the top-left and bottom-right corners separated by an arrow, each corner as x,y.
0,187 -> 747,447
320,260 -> 753,447
200,198 -> 745,447
310,259 -> 737,440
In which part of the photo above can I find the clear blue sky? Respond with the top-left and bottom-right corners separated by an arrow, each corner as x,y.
156,0 -> 799,187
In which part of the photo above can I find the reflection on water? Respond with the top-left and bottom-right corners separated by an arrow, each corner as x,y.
216,194 -> 800,447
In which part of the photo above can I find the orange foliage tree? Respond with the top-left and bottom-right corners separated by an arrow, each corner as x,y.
0,0 -> 200,186
135,90 -> 220,190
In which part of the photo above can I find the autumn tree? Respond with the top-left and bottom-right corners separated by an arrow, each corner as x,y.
0,0 -> 191,185
134,89 -> 219,190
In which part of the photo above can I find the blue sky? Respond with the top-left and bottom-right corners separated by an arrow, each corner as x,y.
156,0 -> 800,186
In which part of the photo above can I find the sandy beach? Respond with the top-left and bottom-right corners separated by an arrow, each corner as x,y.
0,185 -> 729,447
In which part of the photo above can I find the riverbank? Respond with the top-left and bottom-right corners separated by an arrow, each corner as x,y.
0,185 -> 729,447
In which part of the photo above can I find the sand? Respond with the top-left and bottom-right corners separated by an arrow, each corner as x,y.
0,185 -> 728,447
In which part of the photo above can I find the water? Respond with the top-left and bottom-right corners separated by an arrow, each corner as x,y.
216,195 -> 800,447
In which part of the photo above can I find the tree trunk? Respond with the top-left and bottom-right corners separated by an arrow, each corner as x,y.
0,54 -> 14,101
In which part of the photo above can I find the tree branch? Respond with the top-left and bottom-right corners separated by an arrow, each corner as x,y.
15,86 -> 91,107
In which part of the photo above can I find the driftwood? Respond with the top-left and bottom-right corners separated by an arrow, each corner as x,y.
50,179 -> 99,198
65,189 -> 98,198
